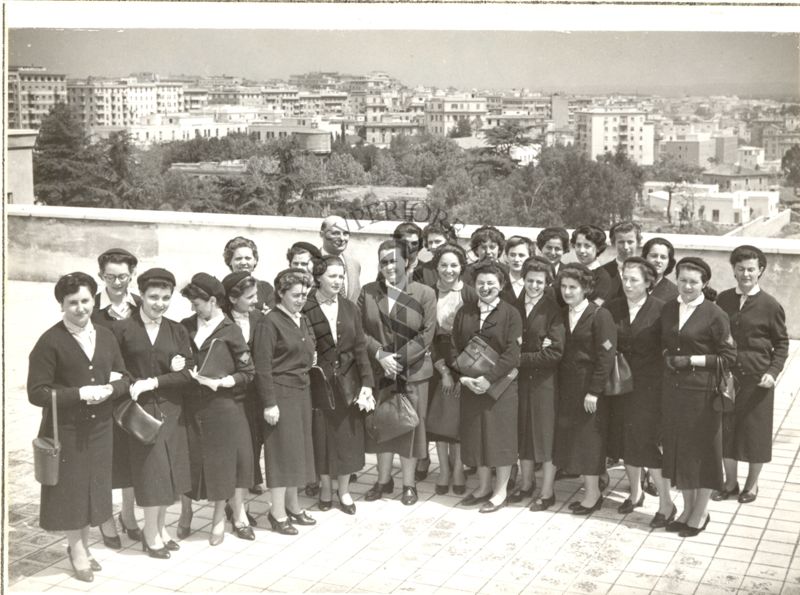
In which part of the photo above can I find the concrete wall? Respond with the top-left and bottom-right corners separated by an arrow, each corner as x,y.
6,130 -> 38,204
724,210 -> 792,238
8,204 -> 800,337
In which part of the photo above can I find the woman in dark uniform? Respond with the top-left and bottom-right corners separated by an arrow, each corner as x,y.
500,236 -> 534,308
429,243 -> 475,495
303,257 -> 376,514
223,236 -> 276,314
554,263 -> 617,515
448,261 -> 522,513
112,268 -> 193,558
222,272 -> 267,496
642,237 -> 679,303
570,225 -> 613,306
604,258 -> 675,526
252,268 -> 318,534
28,272 -> 130,582
178,273 -> 255,545
513,256 -> 564,511
660,257 -> 737,537
714,245 -> 788,504
361,240 -> 437,506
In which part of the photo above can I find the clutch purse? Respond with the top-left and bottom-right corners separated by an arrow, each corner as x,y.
33,390 -> 61,486
310,365 -> 335,410
197,338 -> 235,379
114,398 -> 163,445
605,353 -> 633,396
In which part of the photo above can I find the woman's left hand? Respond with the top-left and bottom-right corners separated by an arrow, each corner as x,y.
584,393 -> 598,413
471,376 -> 491,395
758,373 -> 776,389
189,367 -> 222,391
356,387 -> 375,412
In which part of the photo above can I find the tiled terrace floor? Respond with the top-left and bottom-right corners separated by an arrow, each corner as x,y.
4,281 -> 800,594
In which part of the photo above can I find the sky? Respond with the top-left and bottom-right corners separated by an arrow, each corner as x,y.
8,29 -> 800,97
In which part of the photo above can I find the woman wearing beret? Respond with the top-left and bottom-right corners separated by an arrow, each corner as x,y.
222,272 -> 267,497
714,246 -> 789,504
111,268 -> 194,558
223,236 -> 276,314
178,273 -> 255,545
513,256 -> 564,511
252,268 -> 318,534
642,237 -> 680,303
448,261 -> 522,513
360,239 -> 437,506
92,247 -> 143,548
537,227 -> 570,307
554,263 -> 617,515
302,257 -> 376,514
287,242 -> 323,274
28,272 -> 130,582
604,258 -> 675,526
570,225 -> 613,306
660,257 -> 737,537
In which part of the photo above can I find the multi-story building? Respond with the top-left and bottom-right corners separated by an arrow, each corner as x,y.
424,93 -> 487,137
90,113 -> 250,147
575,108 -> 654,165
208,86 -> 262,106
737,146 -> 765,170
67,78 -> 184,128
659,135 -> 716,168
701,165 -> 779,192
184,88 -> 210,112
248,116 -> 338,154
763,127 -> 800,161
7,66 -> 67,129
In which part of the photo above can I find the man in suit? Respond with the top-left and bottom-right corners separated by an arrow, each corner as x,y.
601,221 -> 642,302
320,216 -> 362,302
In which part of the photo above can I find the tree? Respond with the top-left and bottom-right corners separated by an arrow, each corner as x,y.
781,144 -> 800,193
448,117 -> 472,138
645,153 -> 705,224
325,153 -> 368,185
483,122 -> 533,158
369,151 -> 405,186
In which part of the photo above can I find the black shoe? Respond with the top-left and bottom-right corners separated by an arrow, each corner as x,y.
268,513 -> 298,536
365,479 -> 394,501
141,539 -> 171,559
479,498 -> 507,513
401,486 -> 418,506
415,457 -> 431,482
738,489 -> 758,504
99,524 -> 121,550
67,547 -> 94,583
459,492 -> 492,507
572,496 -> 603,515
164,539 -> 180,551
509,486 -> 535,503
711,483 -> 740,501
231,521 -> 256,541
249,484 -> 265,495
650,505 -> 678,529
568,500 -> 583,511
119,514 -> 142,543
318,497 -> 333,511
617,493 -> 645,514
435,484 -> 449,495
452,484 -> 467,496
679,515 -> 710,538
286,509 -> 316,526
665,519 -> 687,533
338,492 -> 356,515
530,495 -> 556,512
305,481 -> 320,497
642,469 -> 659,497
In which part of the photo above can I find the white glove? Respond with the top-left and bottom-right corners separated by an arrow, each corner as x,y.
80,384 -> 113,403
170,355 -> 186,372
356,387 -> 376,412
189,367 -> 222,391
130,377 -> 158,401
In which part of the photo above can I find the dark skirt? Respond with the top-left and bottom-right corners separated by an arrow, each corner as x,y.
263,383 -> 316,487
366,380 -> 429,459
312,403 -> 366,477
554,365 -> 608,476
605,395 -> 625,462
662,374 -> 722,490
185,397 -> 253,501
518,373 -> 557,463
621,372 -> 663,469
426,372 -> 459,444
722,375 -> 773,464
244,390 -> 265,486
460,380 -> 518,468
40,417 -> 113,531
111,422 -> 132,489
128,398 -> 191,507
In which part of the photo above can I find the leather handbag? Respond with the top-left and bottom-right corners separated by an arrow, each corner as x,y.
197,338 -> 235,379
713,358 -> 736,413
310,365 -> 335,410
33,390 -> 61,486
365,391 -> 420,444
454,335 -> 498,377
332,356 -> 360,406
114,398 -> 163,445
426,382 -> 460,440
605,353 -> 634,396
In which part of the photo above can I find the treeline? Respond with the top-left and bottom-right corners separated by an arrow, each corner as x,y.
32,103 -> 703,227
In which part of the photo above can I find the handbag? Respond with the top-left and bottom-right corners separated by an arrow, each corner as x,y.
310,365 -> 335,410
455,336 -> 518,400
197,338 -> 235,379
365,391 -> 420,443
605,353 -> 634,396
332,356 -> 360,406
32,390 -> 61,486
426,382 -> 461,440
713,358 -> 736,413
114,398 -> 163,445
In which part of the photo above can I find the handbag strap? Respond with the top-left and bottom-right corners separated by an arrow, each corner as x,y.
50,389 -> 59,446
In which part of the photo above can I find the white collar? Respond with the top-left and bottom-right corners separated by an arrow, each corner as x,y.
627,295 -> 647,310
64,317 -> 95,335
198,311 -> 225,328
586,259 -> 601,271
317,291 -> 338,305
569,298 -> 590,314
525,292 -> 544,305
231,309 -> 250,321
140,308 -> 162,325
277,304 -> 302,321
479,297 -> 501,313
678,294 -> 705,308
436,280 -> 463,294
735,285 -> 761,297
99,288 -> 137,310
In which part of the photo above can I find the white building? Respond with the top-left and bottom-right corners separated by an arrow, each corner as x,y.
68,78 -> 185,127
425,93 -> 488,137
90,113 -> 250,147
575,108 -> 654,165
7,66 -> 67,129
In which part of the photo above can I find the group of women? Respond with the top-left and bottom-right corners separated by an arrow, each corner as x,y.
28,222 -> 789,583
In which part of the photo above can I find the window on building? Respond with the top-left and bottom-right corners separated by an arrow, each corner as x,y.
712,209 -> 720,223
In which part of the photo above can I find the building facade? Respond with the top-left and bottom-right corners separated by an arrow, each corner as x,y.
424,93 -> 488,137
575,108 -> 654,165
7,66 -> 67,129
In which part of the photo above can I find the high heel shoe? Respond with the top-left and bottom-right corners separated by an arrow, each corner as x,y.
67,546 -> 94,583
119,513 -> 143,542
141,539 -> 171,559
98,524 -> 121,550
268,513 -> 298,536
230,520 -> 255,541
530,494 -> 556,512
286,509 -> 316,526
617,492 -> 645,514
572,496 -> 603,515
650,505 -> 678,529
679,515 -> 710,538
338,492 -> 356,516
225,503 -> 257,527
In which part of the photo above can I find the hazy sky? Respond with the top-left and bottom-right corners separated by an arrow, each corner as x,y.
9,29 -> 800,97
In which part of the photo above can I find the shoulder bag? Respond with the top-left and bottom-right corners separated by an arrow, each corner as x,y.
712,357 -> 736,413
605,352 -> 634,396
33,390 -> 61,486
310,365 -> 336,410
114,397 -> 163,445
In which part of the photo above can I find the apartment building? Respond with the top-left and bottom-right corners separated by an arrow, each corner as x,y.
7,66 -> 67,129
424,93 -> 488,137
575,108 -> 654,165
68,78 -> 184,127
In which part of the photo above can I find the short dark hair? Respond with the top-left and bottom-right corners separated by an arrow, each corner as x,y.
274,268 -> 314,297
422,221 -> 458,247
536,227 -> 570,253
472,260 -> 506,287
730,244 -> 767,271
139,279 -> 174,295
504,235 -> 535,256
226,275 -> 257,301
609,220 -> 642,244
521,255 -> 555,285
54,272 -> 97,303
469,225 -> 506,253
558,262 -> 595,295
97,250 -> 137,272
641,237 -> 676,276
377,239 -> 411,265
393,221 -> 423,241
431,243 -> 467,272
223,236 -> 259,269
571,225 -> 607,256
314,255 -> 346,283
181,283 -> 214,303
622,257 -> 658,291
